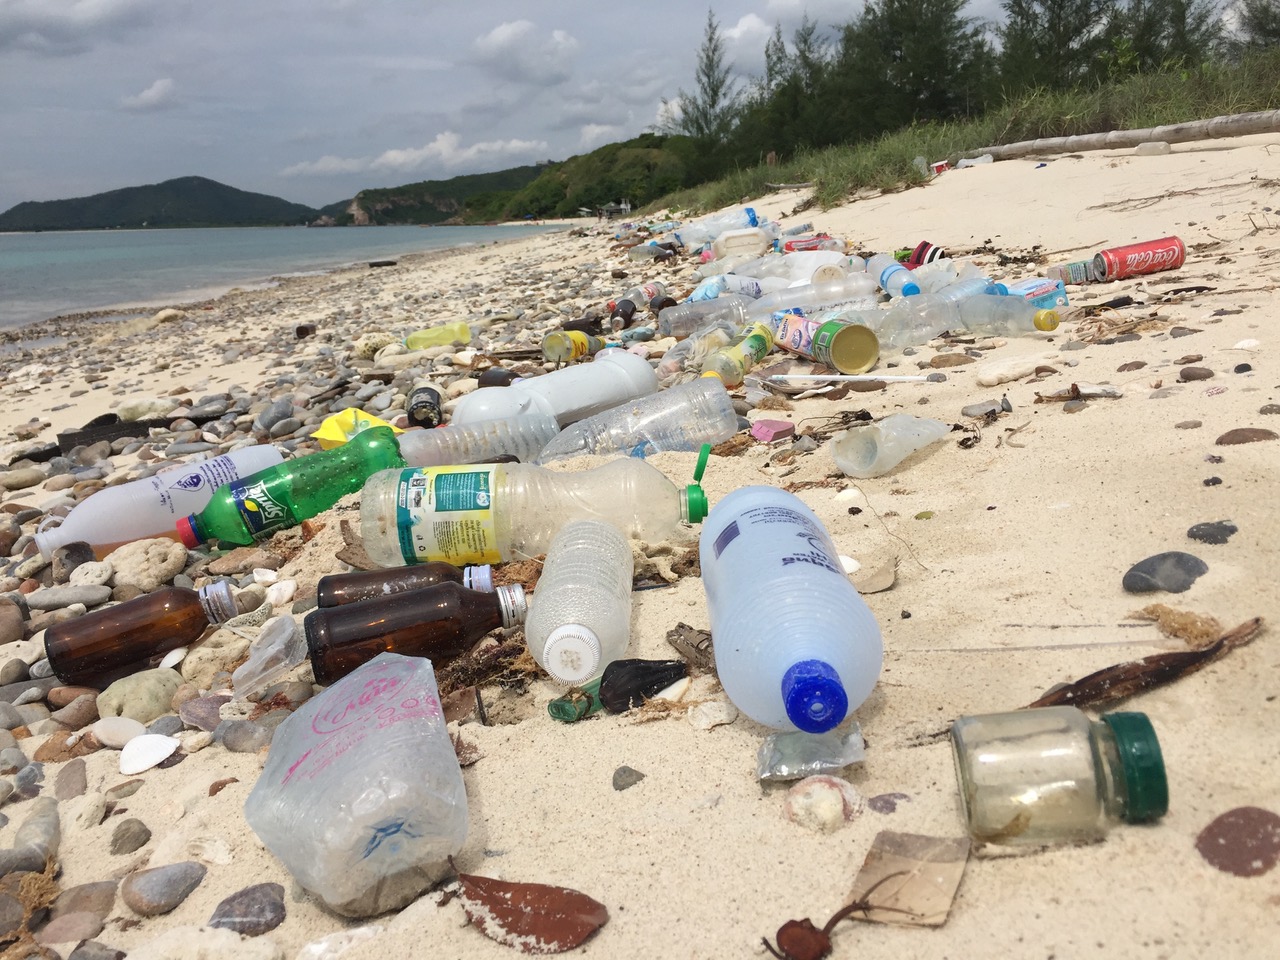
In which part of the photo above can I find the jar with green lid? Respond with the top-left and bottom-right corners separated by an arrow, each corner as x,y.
950,706 -> 1168,847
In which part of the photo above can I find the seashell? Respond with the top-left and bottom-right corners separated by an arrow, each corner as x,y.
119,734 -> 180,775
159,647 -> 187,671
783,775 -> 865,833
92,716 -> 147,749
252,568 -> 279,585
187,836 -> 233,865
599,659 -> 689,713
688,700 -> 738,731
839,554 -> 861,575
264,579 -> 297,607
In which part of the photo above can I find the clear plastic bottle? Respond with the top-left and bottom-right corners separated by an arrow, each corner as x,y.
657,295 -> 752,339
244,653 -> 467,917
700,321 -> 775,387
33,445 -> 285,559
673,207 -> 759,249
396,414 -> 559,468
867,253 -> 922,296
745,274 -> 880,320
447,349 -> 659,428
950,707 -> 1168,846
818,292 -> 1058,351
404,321 -> 471,350
359,454 -> 709,567
688,273 -> 789,302
524,520 -> 634,684
536,377 -> 739,463
655,317 -> 740,381
699,486 -> 883,733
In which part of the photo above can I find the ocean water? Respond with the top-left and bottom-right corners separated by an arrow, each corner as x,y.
0,223 -> 565,332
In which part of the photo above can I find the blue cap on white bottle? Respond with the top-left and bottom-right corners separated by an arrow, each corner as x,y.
781,659 -> 850,734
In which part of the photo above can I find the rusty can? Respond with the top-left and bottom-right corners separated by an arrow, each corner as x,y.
1093,236 -> 1185,282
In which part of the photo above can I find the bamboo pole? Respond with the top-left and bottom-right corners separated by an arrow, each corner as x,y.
968,108 -> 1280,161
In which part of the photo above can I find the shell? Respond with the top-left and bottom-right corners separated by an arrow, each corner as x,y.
119,734 -> 180,775
264,579 -> 297,607
688,700 -> 738,731
783,775 -> 865,833
598,659 -> 688,713
159,647 -> 187,671
188,836 -> 233,865
91,716 -> 147,749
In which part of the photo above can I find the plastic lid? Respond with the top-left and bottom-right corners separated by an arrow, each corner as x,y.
1102,712 -> 1169,823
495,584 -> 527,626
781,659 -> 849,734
900,281 -> 921,296
681,443 -> 711,524
463,564 -> 494,592
197,580 -> 238,624
176,515 -> 202,549
541,625 -> 602,684
1033,309 -> 1060,332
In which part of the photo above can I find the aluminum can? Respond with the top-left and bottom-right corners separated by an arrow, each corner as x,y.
1093,236 -> 1185,282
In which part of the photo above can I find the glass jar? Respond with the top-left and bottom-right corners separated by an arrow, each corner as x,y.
950,706 -> 1168,846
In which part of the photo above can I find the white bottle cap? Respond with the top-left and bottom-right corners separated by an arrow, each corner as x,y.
463,564 -> 494,592
541,625 -> 602,685
197,580 -> 238,624
495,584 -> 527,627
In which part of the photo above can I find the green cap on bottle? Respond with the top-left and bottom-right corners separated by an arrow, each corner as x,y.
682,444 -> 712,523
1102,712 -> 1169,823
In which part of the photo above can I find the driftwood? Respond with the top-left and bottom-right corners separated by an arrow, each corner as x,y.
969,108 -> 1280,161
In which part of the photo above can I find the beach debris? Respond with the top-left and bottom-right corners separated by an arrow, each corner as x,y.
852,557 -> 897,594
1195,807 -> 1280,877
783,776 -> 864,833
1187,520 -> 1238,545
1034,382 -> 1123,402
1130,603 -> 1221,646
597,659 -> 688,714
867,793 -> 911,814
687,700 -> 737,730
611,766 -> 645,791
546,680 -> 604,724
845,833 -> 969,926
758,728 -> 866,782
118,734 -> 179,775
1026,616 -> 1264,709
296,925 -> 385,960
1122,550 -> 1208,594
453,870 -> 609,954
110,818 -> 152,855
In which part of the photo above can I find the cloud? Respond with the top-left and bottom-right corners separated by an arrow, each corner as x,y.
579,123 -> 623,150
723,13 -> 772,46
0,0 -> 173,55
281,131 -> 549,178
120,76 -> 176,111
472,19 -> 578,85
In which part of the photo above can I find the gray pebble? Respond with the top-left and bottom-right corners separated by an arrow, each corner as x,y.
1059,340 -> 1088,351
0,748 -> 27,775
0,893 -> 22,938
110,818 -> 152,855
120,861 -> 207,916
67,941 -> 127,960
54,758 -> 87,801
1122,551 -> 1208,594
51,880 -> 117,921
1062,399 -> 1087,413
147,715 -> 184,737
1175,420 -> 1202,429
612,765 -> 646,791
0,660 -> 28,688
207,882 -> 286,936
961,400 -> 1002,418
219,719 -> 273,753
24,584 -> 112,611
1187,520 -> 1238,545
163,442 -> 218,456
33,910 -> 104,946
29,659 -> 54,679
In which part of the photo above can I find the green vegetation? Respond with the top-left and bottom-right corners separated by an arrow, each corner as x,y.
340,165 -> 546,225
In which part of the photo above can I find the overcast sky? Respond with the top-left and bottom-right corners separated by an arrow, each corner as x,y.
0,1 -> 1006,213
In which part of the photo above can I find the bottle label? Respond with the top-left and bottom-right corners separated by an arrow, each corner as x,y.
150,453 -> 249,520
229,477 -> 292,537
713,505 -> 842,575
393,466 -> 500,565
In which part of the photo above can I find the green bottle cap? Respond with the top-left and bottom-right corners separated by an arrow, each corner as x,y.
1102,712 -> 1169,823
547,678 -> 604,723
683,443 -> 711,524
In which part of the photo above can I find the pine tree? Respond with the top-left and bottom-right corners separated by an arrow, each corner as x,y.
998,0 -> 1117,91
1228,0 -> 1280,52
660,9 -> 739,144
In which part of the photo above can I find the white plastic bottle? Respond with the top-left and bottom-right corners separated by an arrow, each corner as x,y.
536,377 -> 739,463
745,274 -> 880,320
33,444 -> 285,559
699,486 -> 883,733
359,455 -> 709,567
867,253 -> 922,296
447,349 -> 659,427
396,414 -> 559,468
524,520 -> 634,684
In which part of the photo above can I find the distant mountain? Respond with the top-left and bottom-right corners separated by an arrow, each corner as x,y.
0,176 -> 319,231
340,165 -> 547,225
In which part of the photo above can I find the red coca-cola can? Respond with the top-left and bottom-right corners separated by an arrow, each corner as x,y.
1092,236 -> 1185,281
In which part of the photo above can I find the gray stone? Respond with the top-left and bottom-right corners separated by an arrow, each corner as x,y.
268,417 -> 303,439
219,720 -> 272,753
0,893 -> 22,938
1260,403 -> 1280,415
67,940 -> 127,960
0,677 -> 55,705
120,861 -> 207,916
254,398 -> 295,433
612,765 -> 646,791
0,747 -> 27,774
51,542 -> 97,584
34,910 -> 104,945
24,584 -> 112,611
1180,366 -> 1214,381
29,658 -> 54,679
179,694 -> 231,732
97,668 -> 183,725
162,442 -> 218,456
207,882 -> 286,936
0,657 -> 27,688
110,818 -> 152,855
1187,520 -> 1238,545
52,880 -> 117,921
147,714 -> 184,737
1122,551 -> 1209,594
50,693 -> 99,730
0,467 -> 46,491
54,757 -> 87,800
0,797 -> 59,877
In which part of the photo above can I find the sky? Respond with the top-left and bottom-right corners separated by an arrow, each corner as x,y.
0,1 -> 1005,213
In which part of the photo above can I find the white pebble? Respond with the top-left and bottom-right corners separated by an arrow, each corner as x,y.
265,579 -> 297,607
783,775 -> 865,833
91,716 -> 147,749
839,555 -> 861,575
252,568 -> 279,584
688,700 -> 738,731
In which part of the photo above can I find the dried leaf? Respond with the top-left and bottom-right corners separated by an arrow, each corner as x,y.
208,778 -> 239,797
853,558 -> 897,595
845,832 -> 969,927
455,872 -> 608,954
1026,616 -> 1263,709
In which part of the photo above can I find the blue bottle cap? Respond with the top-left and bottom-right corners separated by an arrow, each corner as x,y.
901,281 -> 921,296
781,659 -> 849,734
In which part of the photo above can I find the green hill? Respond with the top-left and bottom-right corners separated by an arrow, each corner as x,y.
0,176 -> 319,231
341,165 -> 547,225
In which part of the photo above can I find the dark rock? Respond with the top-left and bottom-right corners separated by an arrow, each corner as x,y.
110,818 -> 151,855
0,893 -> 23,938
219,719 -> 272,753
1188,520 -> 1238,545
1117,360 -> 1147,372
1169,326 -> 1200,338
179,694 -> 231,732
1234,363 -> 1252,374
0,601 -> 24,647
146,714 -> 184,737
67,941 -> 128,960
0,657 -> 27,687
34,909 -> 104,945
51,542 -> 96,584
612,765 -> 646,791
1216,427 -> 1278,445
868,792 -> 911,814
1122,551 -> 1208,594
1179,366 -> 1214,381
1195,806 -> 1280,877
51,880 -> 117,921
120,861 -> 206,916
1259,404 -> 1280,415
54,757 -> 87,800
1204,476 -> 1222,486
207,882 -> 286,936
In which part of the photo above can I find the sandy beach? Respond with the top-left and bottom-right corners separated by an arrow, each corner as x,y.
0,135 -> 1277,960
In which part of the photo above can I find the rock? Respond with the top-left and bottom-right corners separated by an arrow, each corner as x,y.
180,628 -> 250,690
930,353 -> 974,368
90,715 -> 147,748
1216,427 -> 1279,445
218,720 -> 272,753
51,693 -> 99,730
148,714 -> 184,737
32,727 -> 101,763
207,882 -> 286,936
1179,366 -> 1214,381
1260,404 -> 1280,415
0,797 -> 60,877
34,910 -> 104,945
107,539 -> 188,593
0,746 -> 27,774
0,602 -> 23,646
117,397 -> 179,421
1117,360 -> 1146,372
179,695 -> 231,732
783,775 -> 865,833
24,584 -> 112,611
207,548 -> 282,576
51,542 -> 97,584
688,700 -> 738,730
120,861 -> 207,917
254,397 -> 296,433
126,925 -> 285,960
1188,520 -> 1238,545
68,940 -> 127,960
97,669 -> 183,724
0,467 -> 46,491
69,561 -> 114,587
611,765 -> 645,791
977,355 -> 1049,386
1175,420 -> 1202,429
54,757 -> 87,800
110,818 -> 152,855
0,893 -> 21,938
1122,551 -> 1208,594
47,685 -> 101,709
961,400 -> 1003,418
52,880 -> 117,922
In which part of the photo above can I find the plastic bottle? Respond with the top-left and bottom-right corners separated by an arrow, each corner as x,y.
657,295 -> 752,339
447,349 -> 659,428
536,377 -> 739,463
304,580 -> 527,685
699,486 -> 883,733
673,207 -> 759,249
359,453 -> 709,567
817,293 -> 1058,352
745,274 -> 880,320
404,321 -> 471,350
33,445 -> 286,559
244,652 -> 467,917
405,382 -> 445,429
830,414 -> 951,478
177,426 -> 405,548
951,706 -> 1167,846
688,273 -> 789,302
700,321 -> 775,387
655,317 -> 740,381
315,561 -> 494,607
396,414 -> 559,468
711,227 -> 773,261
867,253 -> 921,296
43,582 -> 238,686
524,520 -> 634,684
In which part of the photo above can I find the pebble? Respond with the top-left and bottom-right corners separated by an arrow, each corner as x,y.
110,818 -> 153,855
179,694 -> 232,732
0,655 -> 27,687
1188,520 -> 1238,545
0,894 -> 21,937
54,757 -> 87,800
108,539 -> 188,593
1260,404 -> 1280,415
24,583 -> 112,610
218,719 -> 273,753
51,542 -> 96,583
1174,420 -> 1202,429
207,882 -> 287,936
97,668 -> 183,724
51,693 -> 100,730
91,715 -> 147,748
34,911 -> 105,945
1122,551 -> 1209,594
783,776 -> 864,833
1216,427 -> 1278,445
1179,366 -> 1214,381
69,561 -> 114,587
51,880 -> 117,921
120,861 -> 207,916
612,765 -> 646,791
67,940 -> 127,960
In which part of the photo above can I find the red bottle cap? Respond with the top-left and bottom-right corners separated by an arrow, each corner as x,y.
176,516 -> 202,548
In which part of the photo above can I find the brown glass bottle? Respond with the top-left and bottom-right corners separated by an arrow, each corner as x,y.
43,582 -> 238,687
304,581 -> 527,685
314,561 -> 494,608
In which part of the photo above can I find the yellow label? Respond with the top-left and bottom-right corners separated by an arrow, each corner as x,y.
394,466 -> 500,565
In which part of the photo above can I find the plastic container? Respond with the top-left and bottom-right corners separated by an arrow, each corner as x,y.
304,580 -> 526,685
867,253 -> 921,296
771,310 -> 880,374
657,295 -> 752,339
397,414 -> 559,467
404,321 -> 471,350
524,520 -> 634,684
699,486 -> 883,733
712,227 -> 773,261
673,207 -> 759,249
177,427 -> 405,548
700,321 -> 775,387
536,377 -> 739,463
745,274 -> 880,320
447,349 -> 659,428
951,706 -> 1168,846
244,653 -> 467,917
360,453 -> 708,567
817,292 -> 1058,352
43,581 -> 237,687
542,330 -> 606,363
688,273 -> 789,302
655,317 -> 740,381
830,414 -> 951,478
315,561 -> 494,607
33,445 -> 285,559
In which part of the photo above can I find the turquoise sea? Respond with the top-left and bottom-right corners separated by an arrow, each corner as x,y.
0,223 -> 566,333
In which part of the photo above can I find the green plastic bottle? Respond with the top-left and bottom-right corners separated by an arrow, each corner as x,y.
177,427 -> 406,547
